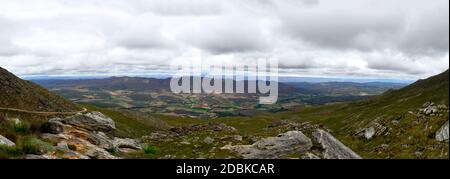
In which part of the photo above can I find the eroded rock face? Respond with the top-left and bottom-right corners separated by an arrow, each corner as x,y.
0,135 -> 15,147
313,129 -> 362,159
55,112 -> 116,132
222,131 -> 313,159
436,121 -> 449,142
34,111 -> 142,159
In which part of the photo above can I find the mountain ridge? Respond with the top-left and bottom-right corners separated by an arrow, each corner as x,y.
0,67 -> 80,112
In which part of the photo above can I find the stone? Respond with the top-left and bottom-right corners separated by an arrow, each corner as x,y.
180,140 -> 191,145
203,137 -> 215,144
301,153 -> 321,159
7,117 -> 21,125
222,131 -> 313,159
56,142 -> 69,150
113,137 -> 141,150
380,144 -> 389,150
313,129 -> 362,159
364,127 -> 376,140
0,135 -> 15,147
88,131 -> 114,150
233,135 -> 243,141
436,121 -> 449,142
357,122 -> 387,139
25,154 -> 57,159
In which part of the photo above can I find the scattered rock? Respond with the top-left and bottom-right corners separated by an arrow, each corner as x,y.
0,135 -> 15,147
313,129 -> 362,159
233,135 -> 243,141
436,121 -> 449,142
170,122 -> 236,135
414,151 -> 423,158
180,140 -> 191,145
419,102 -> 446,116
222,131 -> 313,159
41,133 -> 119,159
380,144 -> 389,150
364,127 -> 376,140
203,137 -> 215,144
356,122 -> 388,140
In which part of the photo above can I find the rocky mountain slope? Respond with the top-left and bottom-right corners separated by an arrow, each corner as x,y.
0,67 -> 80,112
279,69 -> 449,158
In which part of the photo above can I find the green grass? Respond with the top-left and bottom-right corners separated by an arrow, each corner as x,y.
21,136 -> 53,155
81,104 -> 170,138
143,145 -> 160,155
0,145 -> 24,159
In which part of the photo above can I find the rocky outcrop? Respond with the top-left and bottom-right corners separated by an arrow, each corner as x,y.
418,102 -> 449,116
436,121 -> 449,142
0,135 -> 15,147
52,112 -> 116,132
313,129 -> 362,159
222,131 -> 313,159
356,122 -> 388,140
33,112 -> 142,159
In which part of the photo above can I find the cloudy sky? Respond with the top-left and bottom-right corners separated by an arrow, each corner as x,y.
0,0 -> 448,80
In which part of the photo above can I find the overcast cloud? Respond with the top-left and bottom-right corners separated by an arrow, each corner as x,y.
0,0 -> 448,80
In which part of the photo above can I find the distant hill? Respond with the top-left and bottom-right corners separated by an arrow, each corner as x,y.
0,67 -> 80,112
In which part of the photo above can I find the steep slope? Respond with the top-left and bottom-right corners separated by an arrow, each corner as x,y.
279,69 -> 449,158
0,67 -> 80,112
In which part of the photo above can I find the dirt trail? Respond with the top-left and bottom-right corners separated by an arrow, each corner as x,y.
0,107 -> 87,115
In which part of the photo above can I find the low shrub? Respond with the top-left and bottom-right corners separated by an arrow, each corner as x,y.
22,137 -> 53,155
143,145 -> 160,155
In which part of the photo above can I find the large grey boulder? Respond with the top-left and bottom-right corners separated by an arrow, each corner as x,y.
222,131 -> 313,159
56,112 -> 116,132
313,129 -> 362,159
436,121 -> 449,142
0,135 -> 15,147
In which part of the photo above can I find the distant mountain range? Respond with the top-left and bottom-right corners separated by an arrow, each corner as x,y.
23,74 -> 415,84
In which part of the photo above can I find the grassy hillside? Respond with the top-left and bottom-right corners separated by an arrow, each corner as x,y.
272,70 -> 449,158
0,67 -> 80,112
